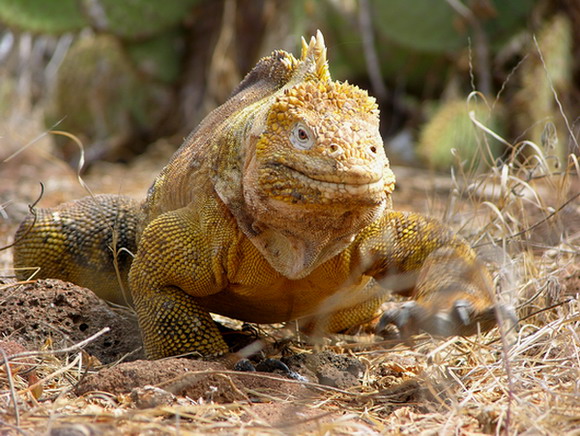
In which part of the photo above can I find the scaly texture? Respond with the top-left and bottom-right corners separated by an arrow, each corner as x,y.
14,194 -> 140,306
13,32 -> 508,359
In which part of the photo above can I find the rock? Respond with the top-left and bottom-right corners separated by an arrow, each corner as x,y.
0,279 -> 143,363
282,350 -> 365,389
75,358 -> 221,396
130,385 -> 176,409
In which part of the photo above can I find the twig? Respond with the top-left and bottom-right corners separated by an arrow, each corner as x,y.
49,130 -> 94,197
20,353 -> 83,396
475,191 -> 580,248
110,237 -> 134,309
533,35 -> 579,152
493,53 -> 528,112
358,0 -> 388,101
2,118 -> 65,162
446,0 -> 491,95
495,296 -> 515,436
518,299 -> 574,323
0,349 -> 20,427
0,327 -> 110,365
0,420 -> 29,436
0,183 -> 44,252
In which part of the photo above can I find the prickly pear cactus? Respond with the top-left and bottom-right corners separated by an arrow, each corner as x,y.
514,14 -> 573,168
126,30 -> 183,84
417,99 -> 503,170
45,35 -> 171,165
371,0 -> 464,53
0,0 -> 200,37
0,0 -> 86,34
86,0 -> 200,39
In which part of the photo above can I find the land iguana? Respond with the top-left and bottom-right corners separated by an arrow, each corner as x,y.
13,32 -> 510,359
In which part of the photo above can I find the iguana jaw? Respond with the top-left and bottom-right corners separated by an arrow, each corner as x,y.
282,163 -> 386,196
264,161 -> 391,204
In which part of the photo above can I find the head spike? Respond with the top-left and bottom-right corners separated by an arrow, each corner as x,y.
315,30 -> 325,50
300,36 -> 309,60
314,30 -> 329,82
298,30 -> 330,82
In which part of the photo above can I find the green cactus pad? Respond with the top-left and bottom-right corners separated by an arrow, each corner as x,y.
418,99 -> 503,170
0,0 -> 86,34
370,0 -> 464,53
45,34 -> 171,163
126,30 -> 183,84
89,0 -> 200,39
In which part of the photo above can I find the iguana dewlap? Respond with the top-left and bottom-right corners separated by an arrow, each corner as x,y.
13,32 -> 505,359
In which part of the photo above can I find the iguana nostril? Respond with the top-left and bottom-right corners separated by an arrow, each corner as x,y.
369,145 -> 377,154
329,144 -> 343,156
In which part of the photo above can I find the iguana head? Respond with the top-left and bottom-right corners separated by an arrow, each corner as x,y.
254,79 -> 393,207
246,31 -> 395,210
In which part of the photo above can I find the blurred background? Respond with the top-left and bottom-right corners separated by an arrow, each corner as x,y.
0,0 -> 578,172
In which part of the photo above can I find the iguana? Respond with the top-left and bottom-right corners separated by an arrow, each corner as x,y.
13,32 -> 508,360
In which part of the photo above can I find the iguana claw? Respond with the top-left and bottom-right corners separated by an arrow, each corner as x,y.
376,299 -> 502,338
376,301 -> 427,337
377,298 -> 519,338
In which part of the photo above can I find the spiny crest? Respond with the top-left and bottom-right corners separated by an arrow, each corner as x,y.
271,80 -> 379,122
299,30 -> 330,83
277,50 -> 298,71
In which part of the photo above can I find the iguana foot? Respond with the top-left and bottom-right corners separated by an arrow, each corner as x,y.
376,301 -> 427,338
376,300 -> 517,338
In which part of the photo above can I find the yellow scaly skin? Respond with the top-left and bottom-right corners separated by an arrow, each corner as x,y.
13,32 -> 505,359
13,194 -> 139,306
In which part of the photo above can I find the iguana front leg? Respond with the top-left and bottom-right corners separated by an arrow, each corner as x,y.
355,210 -> 505,337
129,206 -> 229,359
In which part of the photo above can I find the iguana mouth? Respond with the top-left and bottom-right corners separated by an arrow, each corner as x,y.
281,164 -> 386,196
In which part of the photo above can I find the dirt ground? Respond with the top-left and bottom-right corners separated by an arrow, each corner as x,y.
1,109 -> 579,435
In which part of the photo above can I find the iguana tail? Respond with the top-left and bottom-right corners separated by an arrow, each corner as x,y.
13,194 -> 141,306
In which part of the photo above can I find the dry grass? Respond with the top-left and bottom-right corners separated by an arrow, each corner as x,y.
1,283 -> 579,435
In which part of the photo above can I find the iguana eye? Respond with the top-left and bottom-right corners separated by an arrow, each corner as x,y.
290,122 -> 315,150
